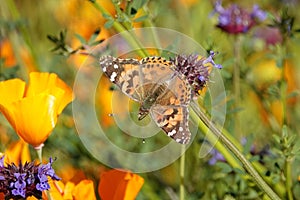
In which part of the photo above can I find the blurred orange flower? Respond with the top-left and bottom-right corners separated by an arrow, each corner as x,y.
0,39 -> 37,71
0,39 -> 17,67
248,52 -> 299,127
97,78 -> 133,128
0,72 -> 73,147
98,169 -> 144,200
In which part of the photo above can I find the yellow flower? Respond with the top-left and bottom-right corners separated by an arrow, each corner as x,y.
0,72 -> 73,148
98,169 -> 144,200
247,52 -> 282,90
4,140 -> 31,165
46,180 -> 96,200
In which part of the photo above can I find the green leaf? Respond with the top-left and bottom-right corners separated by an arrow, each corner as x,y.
242,136 -> 254,155
249,155 -> 260,162
282,125 -> 288,138
272,134 -> 281,144
133,15 -> 148,22
88,30 -> 100,44
215,162 -> 232,174
47,35 -> 58,43
74,34 -> 87,44
102,13 -> 112,20
232,167 -> 246,175
104,20 -> 114,29
131,0 -> 147,10
90,39 -> 105,46
287,90 -> 300,98
60,30 -> 65,41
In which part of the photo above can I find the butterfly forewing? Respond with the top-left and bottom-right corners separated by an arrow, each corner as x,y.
99,55 -> 192,144
100,56 -> 175,101
99,55 -> 142,101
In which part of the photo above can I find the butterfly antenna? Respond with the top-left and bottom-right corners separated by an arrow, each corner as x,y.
108,110 -> 139,118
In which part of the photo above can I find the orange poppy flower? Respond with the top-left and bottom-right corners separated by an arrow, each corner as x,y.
4,140 -> 31,165
50,180 -> 96,200
98,169 -> 144,200
26,180 -> 96,200
0,72 -> 73,148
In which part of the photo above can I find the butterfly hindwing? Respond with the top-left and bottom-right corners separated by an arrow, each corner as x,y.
150,105 -> 190,144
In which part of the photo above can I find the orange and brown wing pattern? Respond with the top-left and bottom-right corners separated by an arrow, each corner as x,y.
150,105 -> 190,144
99,55 -> 141,101
99,55 -> 192,144
99,56 -> 176,101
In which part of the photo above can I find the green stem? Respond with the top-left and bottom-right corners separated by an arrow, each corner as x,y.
285,157 -> 293,200
233,35 -> 241,135
35,146 -> 43,163
190,102 -> 281,200
196,101 -> 284,197
280,44 -> 288,126
91,1 -> 148,58
142,7 -> 162,55
280,44 -> 293,200
179,145 -> 185,200
35,145 -> 52,200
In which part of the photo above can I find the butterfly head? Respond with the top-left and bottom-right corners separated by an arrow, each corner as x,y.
138,106 -> 149,120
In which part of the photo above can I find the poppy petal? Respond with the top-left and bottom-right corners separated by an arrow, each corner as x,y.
72,180 -> 96,200
99,169 -> 144,200
0,93 -> 59,147
26,72 -> 73,114
4,140 -> 31,165
0,79 -> 26,107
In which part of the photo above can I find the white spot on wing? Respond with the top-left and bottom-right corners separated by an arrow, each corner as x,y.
102,67 -> 107,72
114,64 -> 119,69
167,129 -> 176,136
110,72 -> 117,81
179,127 -> 183,132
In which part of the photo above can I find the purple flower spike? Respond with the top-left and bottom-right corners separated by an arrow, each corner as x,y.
0,157 -> 60,199
170,51 -> 222,97
212,1 -> 266,34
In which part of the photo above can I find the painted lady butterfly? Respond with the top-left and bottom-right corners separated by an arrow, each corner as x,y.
99,55 -> 192,144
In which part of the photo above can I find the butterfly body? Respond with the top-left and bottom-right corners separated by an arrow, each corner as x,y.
99,55 -> 192,144
137,83 -> 166,120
